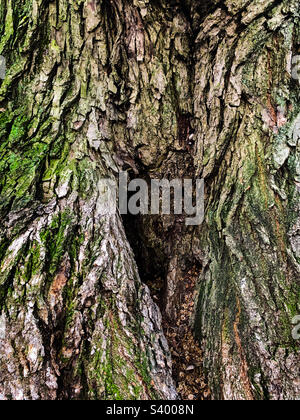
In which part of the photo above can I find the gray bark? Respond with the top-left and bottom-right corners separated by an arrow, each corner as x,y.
0,0 -> 299,400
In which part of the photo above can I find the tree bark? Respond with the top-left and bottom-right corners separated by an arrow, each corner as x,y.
0,0 -> 181,400
193,0 -> 300,400
0,0 -> 299,400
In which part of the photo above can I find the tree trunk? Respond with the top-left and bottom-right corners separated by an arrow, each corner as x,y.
0,0 -> 299,400
193,0 -> 300,400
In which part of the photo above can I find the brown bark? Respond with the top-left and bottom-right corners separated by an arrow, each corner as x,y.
0,0 -> 299,400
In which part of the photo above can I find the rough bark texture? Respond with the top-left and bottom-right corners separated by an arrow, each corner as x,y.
0,0 -> 299,400
0,0 -> 180,400
193,0 -> 300,400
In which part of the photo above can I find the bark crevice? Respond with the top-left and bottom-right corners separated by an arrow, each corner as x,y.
0,0 -> 299,400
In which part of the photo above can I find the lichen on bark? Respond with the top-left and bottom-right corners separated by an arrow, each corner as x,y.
193,0 -> 300,400
0,0 -> 178,400
0,0 -> 299,401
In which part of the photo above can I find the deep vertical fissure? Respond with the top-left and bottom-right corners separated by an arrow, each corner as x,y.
121,191 -> 210,399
